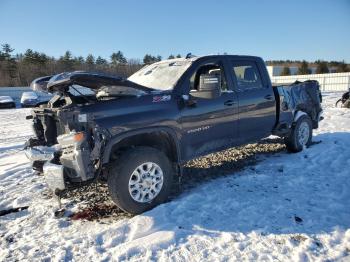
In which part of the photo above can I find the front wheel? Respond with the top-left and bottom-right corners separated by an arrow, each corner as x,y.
107,147 -> 174,214
284,115 -> 313,153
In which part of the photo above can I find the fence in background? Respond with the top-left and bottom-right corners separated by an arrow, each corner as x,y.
271,72 -> 350,92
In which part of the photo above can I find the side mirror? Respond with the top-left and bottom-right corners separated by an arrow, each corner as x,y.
190,74 -> 221,99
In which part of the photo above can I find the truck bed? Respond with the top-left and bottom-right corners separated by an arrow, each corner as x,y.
273,80 -> 322,134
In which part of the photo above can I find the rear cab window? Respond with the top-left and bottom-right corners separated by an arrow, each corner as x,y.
231,61 -> 264,91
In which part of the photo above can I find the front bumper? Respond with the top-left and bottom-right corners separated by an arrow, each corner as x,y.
25,146 -> 58,162
25,145 -> 66,191
43,162 -> 65,191
57,132 -> 94,181
25,132 -> 95,192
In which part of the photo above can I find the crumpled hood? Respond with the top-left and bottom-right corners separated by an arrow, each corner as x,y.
44,71 -> 151,93
30,75 -> 53,92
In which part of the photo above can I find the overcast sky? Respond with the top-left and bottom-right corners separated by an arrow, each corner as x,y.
0,0 -> 349,62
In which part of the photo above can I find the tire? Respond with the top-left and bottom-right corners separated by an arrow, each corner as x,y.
107,146 -> 174,214
284,115 -> 313,153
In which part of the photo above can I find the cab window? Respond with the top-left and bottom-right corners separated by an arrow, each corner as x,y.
232,62 -> 263,90
190,64 -> 228,92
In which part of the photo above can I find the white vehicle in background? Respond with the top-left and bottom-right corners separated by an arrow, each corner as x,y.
21,91 -> 39,107
0,96 -> 16,109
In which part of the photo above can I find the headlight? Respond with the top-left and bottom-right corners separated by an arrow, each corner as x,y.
57,132 -> 85,145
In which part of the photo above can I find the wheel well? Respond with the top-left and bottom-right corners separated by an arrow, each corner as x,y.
293,111 -> 308,123
109,131 -> 179,163
293,110 -> 318,128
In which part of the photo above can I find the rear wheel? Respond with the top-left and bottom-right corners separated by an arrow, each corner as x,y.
107,146 -> 174,214
284,115 -> 312,153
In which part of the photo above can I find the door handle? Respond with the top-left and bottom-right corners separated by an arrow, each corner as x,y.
264,94 -> 273,100
224,100 -> 236,106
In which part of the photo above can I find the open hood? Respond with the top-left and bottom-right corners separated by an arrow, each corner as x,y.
30,75 -> 53,92
45,72 -> 152,93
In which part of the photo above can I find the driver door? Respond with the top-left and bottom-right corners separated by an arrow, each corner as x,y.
179,59 -> 239,161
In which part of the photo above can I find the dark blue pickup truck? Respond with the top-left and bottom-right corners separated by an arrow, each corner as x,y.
25,55 -> 322,214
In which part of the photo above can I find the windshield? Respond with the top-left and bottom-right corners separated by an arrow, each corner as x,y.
128,58 -> 194,91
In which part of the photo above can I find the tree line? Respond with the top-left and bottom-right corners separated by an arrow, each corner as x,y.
0,43 -> 182,87
1,43 -> 349,86
267,60 -> 350,76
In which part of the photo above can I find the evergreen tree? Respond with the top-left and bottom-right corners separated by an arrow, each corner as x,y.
23,50 -> 48,66
96,56 -> 107,65
111,51 -> 127,65
59,51 -> 74,70
1,44 -> 14,60
336,62 -> 349,73
0,50 -> 4,61
281,66 -> 291,76
86,54 -> 95,65
74,56 -> 85,65
1,44 -> 17,82
61,51 -> 73,61
176,54 -> 181,58
168,54 -> 175,59
143,54 -> 155,64
23,49 -> 35,64
315,61 -> 329,74
37,52 -> 48,65
85,54 -> 95,70
143,54 -> 162,64
297,60 -> 311,75
0,44 -> 146,86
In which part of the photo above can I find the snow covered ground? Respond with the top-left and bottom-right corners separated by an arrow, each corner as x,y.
0,92 -> 349,261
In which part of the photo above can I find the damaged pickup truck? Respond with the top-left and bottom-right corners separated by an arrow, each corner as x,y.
25,55 -> 323,214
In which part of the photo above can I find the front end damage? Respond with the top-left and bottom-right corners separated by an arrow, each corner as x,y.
24,73 -> 118,196
25,125 -> 107,195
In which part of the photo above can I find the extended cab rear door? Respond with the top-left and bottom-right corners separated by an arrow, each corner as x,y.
228,58 -> 276,143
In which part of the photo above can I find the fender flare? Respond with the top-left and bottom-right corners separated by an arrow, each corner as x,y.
293,111 -> 307,123
102,127 -> 181,164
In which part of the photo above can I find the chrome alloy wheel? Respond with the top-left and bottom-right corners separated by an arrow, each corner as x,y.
128,162 -> 164,203
298,121 -> 310,146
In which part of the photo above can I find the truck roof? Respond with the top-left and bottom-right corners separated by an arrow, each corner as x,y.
156,55 -> 262,64
197,54 -> 261,60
